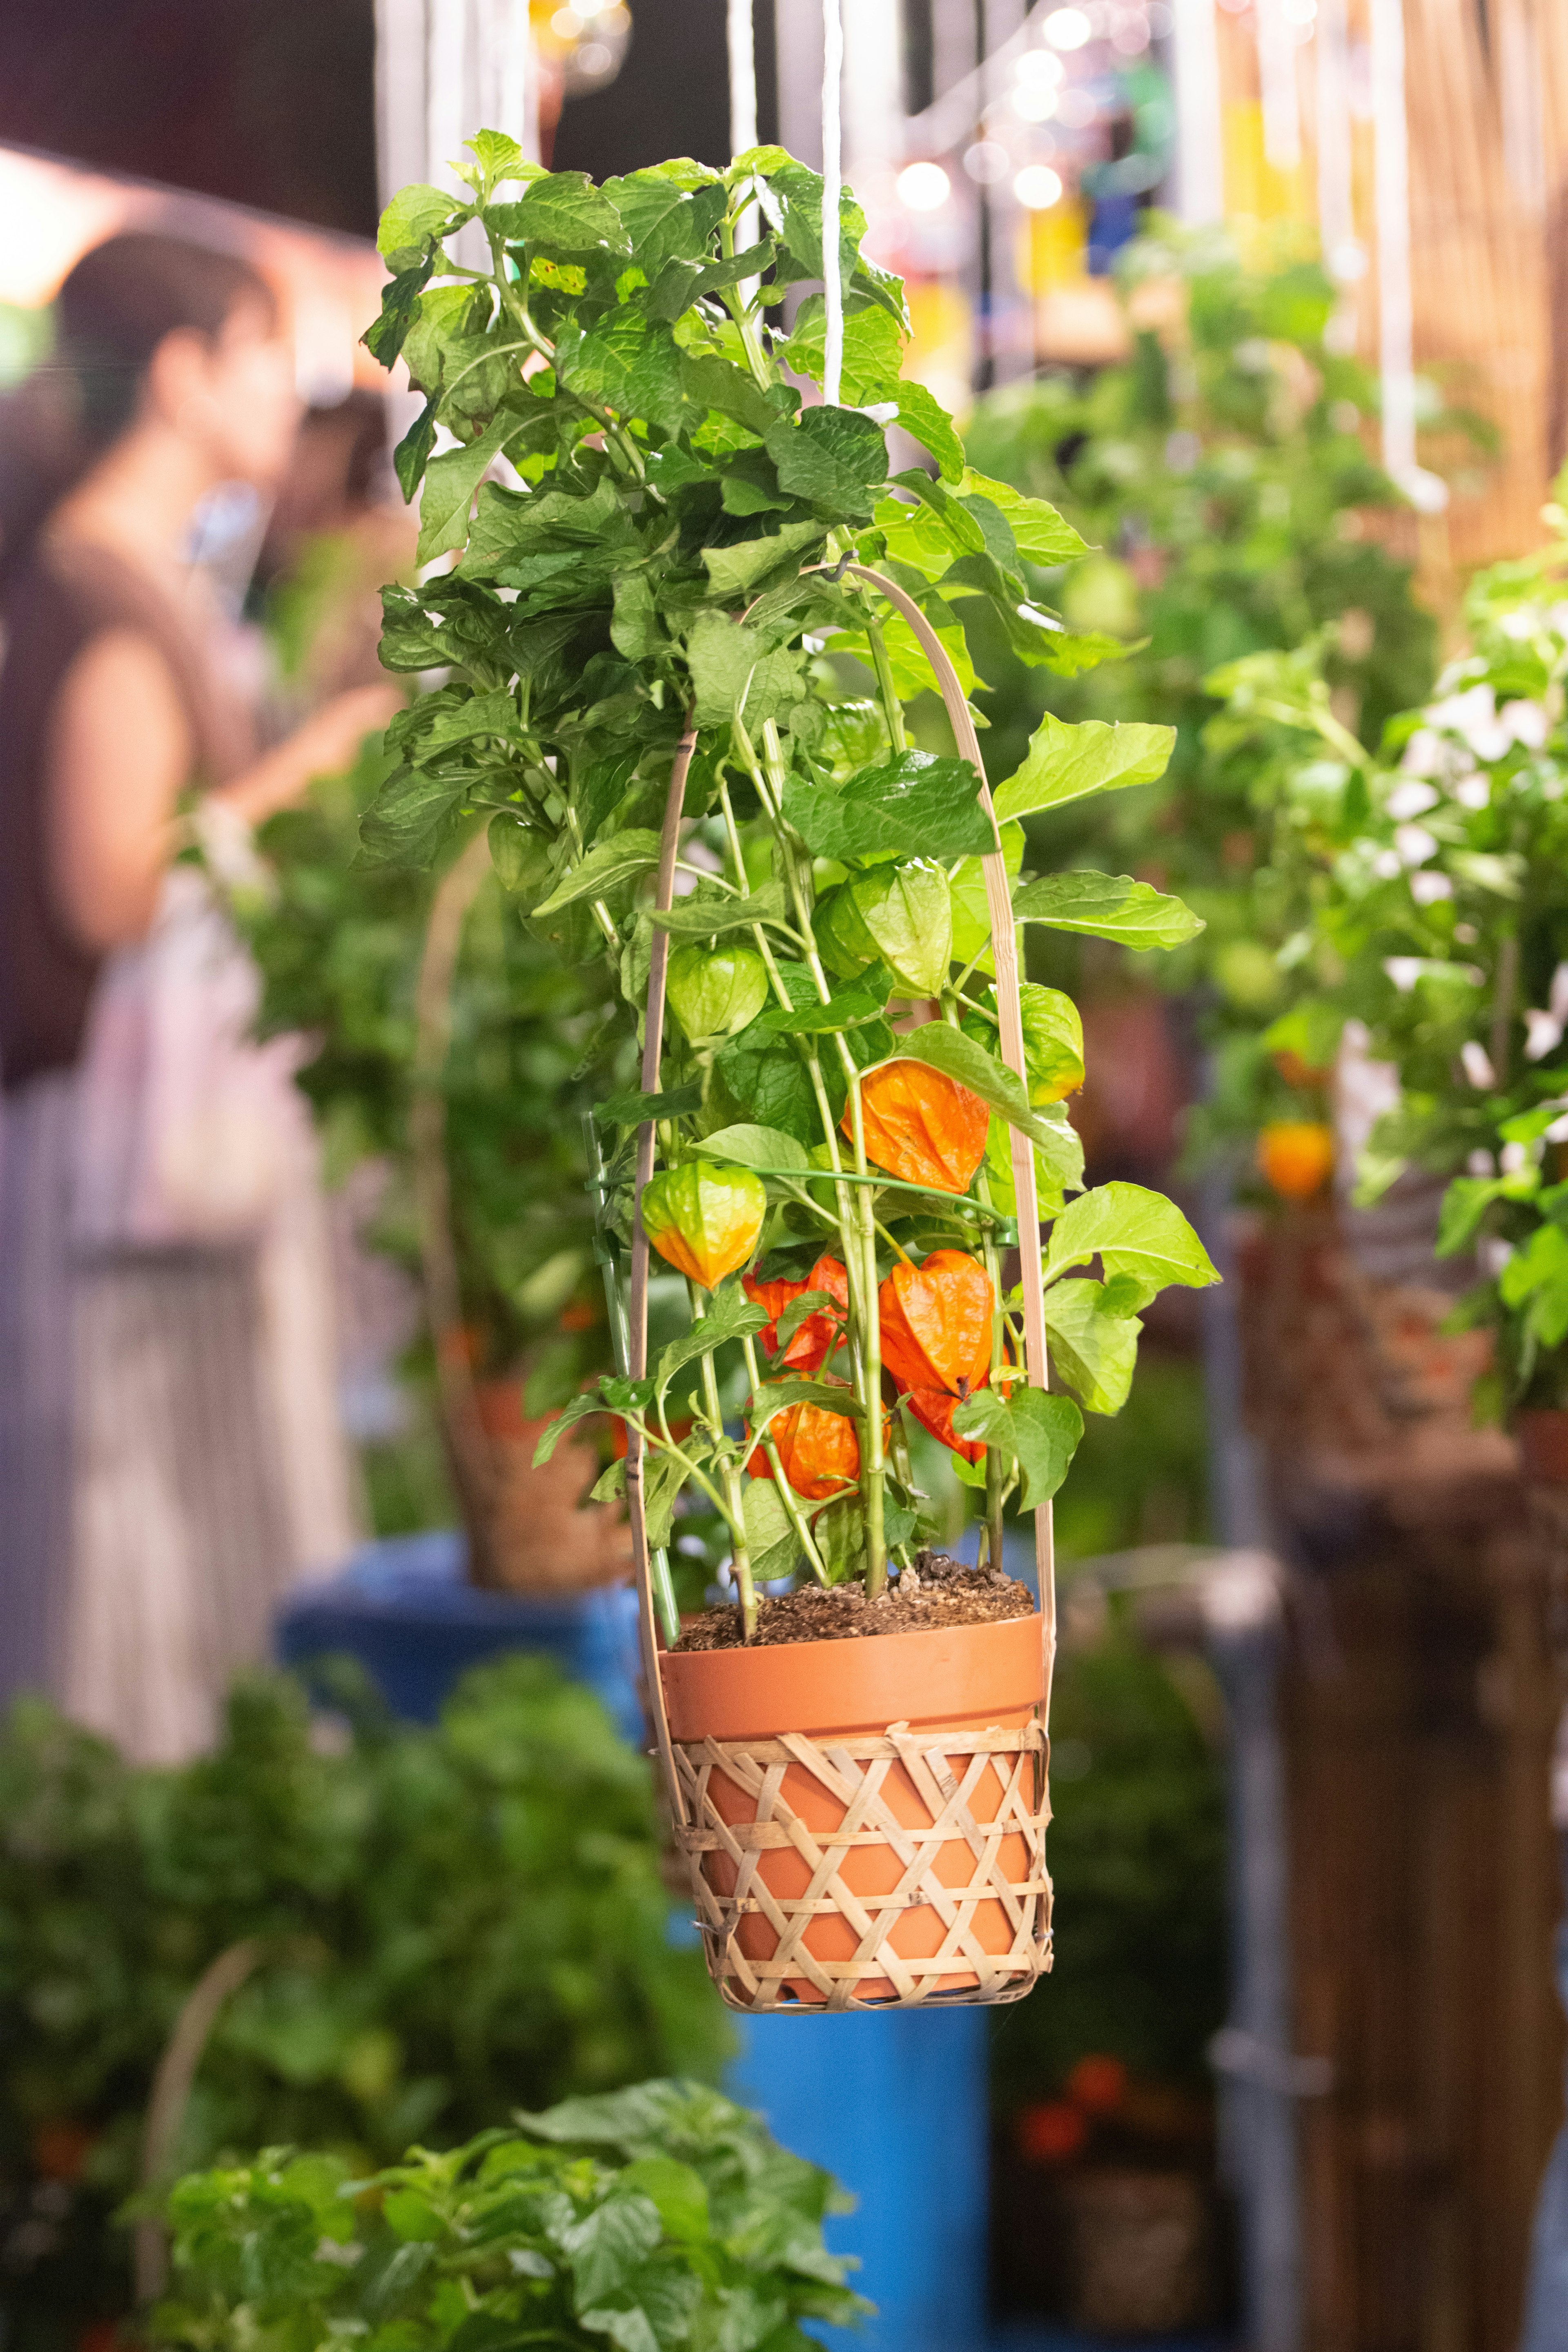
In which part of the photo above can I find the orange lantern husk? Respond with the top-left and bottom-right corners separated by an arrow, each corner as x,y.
746,1401 -> 862,1501
878,1250 -> 995,1397
849,1060 -> 990,1194
904,1385 -> 987,1466
743,1254 -> 849,1372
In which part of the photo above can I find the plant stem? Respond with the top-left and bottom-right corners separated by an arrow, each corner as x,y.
864,609 -> 907,752
686,1284 -> 757,1639
741,1335 -> 830,1585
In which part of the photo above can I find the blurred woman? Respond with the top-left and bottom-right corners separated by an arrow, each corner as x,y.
0,232 -> 400,1761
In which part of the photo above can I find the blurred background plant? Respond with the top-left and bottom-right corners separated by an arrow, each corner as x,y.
1203,503 -> 1568,1417
961,218 -> 1475,1060
0,1657 -> 727,2350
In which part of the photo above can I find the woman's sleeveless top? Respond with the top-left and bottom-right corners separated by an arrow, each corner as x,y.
0,540 -> 253,1091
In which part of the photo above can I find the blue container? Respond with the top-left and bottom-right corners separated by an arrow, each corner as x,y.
275,1528 -> 644,1745
732,2006 -> 989,2352
274,1533 -> 993,2352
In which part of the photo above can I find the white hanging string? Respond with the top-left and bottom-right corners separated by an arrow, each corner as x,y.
1369,0 -> 1446,510
497,0 -> 539,163
427,0 -> 469,189
1171,0 -> 1223,225
820,0 -> 844,408
1255,0 -> 1301,175
727,0 -> 757,155
1315,0 -> 1353,268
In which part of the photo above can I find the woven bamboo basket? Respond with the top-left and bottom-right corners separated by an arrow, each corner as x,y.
621,568 -> 1058,2012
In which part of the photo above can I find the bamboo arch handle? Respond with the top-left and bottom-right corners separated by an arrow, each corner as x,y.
626,564 -> 1058,1820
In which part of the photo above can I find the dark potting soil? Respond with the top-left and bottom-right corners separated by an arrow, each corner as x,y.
673,1552 -> 1036,1651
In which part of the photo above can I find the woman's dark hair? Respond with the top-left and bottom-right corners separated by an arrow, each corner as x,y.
0,230 -> 277,584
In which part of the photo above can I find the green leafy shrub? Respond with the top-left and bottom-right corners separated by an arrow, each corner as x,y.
962,218 -> 1447,1015
153,2082 -> 865,2352
0,1660 -> 726,2345
1206,504 -> 1568,1412
221,739 -> 628,1409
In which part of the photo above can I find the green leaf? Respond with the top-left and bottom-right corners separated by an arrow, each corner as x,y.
1011,870 -> 1204,951
615,2158 -> 709,2245
701,519 -> 828,601
754,982 -> 889,1035
417,410 -> 522,564
699,1124 -> 811,1175
1007,1388 -> 1084,1511
556,2192 -> 662,2304
532,829 -> 664,915
684,613 -> 804,731
750,1379 -> 864,1435
1436,1175 -> 1513,1256
531,1391 -> 611,1466
655,1283 -> 769,1403
1043,1182 -> 1220,1309
742,1477 -> 801,1583
357,766 -> 466,866
488,171 -> 632,256
1500,1223 -> 1568,1348
895,381 -> 964,482
363,260 -> 435,371
557,309 -> 687,435
887,1021 -> 1067,1157
1042,1278 -> 1143,1414
779,750 -> 992,865
679,351 -> 777,439
1016,983 -> 1084,1105
649,880 -> 791,938
378,183 -> 462,263
984,1111 -> 1083,1222
716,1030 -> 824,1143
993,712 -> 1174,822
950,821 -> 1024,977
763,407 -> 889,519
594,1083 -> 704,1129
642,1450 -> 690,1549
957,469 -> 1089,564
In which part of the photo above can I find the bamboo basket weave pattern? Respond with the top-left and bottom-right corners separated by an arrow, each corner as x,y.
673,1721 -> 1052,2011
624,565 -> 1057,2011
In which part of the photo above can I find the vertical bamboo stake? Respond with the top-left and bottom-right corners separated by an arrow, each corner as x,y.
820,0 -> 844,408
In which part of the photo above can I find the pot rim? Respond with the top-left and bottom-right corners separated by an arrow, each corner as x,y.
659,1603 -> 1045,1744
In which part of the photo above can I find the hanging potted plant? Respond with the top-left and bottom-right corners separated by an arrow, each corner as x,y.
359,132 -> 1218,2007
1205,502 -> 1568,1483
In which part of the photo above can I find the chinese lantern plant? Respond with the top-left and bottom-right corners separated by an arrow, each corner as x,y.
1206,501 -> 1568,1442
361,133 -> 1219,2005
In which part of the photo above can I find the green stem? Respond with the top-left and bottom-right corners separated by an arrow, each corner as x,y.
864,610 -> 907,752
741,1336 -> 830,1585
687,1285 -> 757,1639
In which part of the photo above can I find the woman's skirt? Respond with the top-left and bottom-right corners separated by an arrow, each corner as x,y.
0,1068 -> 358,1764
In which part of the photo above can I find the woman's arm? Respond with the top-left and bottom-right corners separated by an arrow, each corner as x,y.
47,630 -> 400,952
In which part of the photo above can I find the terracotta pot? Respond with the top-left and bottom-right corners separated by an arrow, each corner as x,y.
468,1381 -> 633,1594
660,1611 -> 1049,2008
1516,1408 -> 1568,1486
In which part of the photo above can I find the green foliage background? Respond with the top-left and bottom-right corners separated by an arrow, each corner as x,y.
0,1659 -> 726,2347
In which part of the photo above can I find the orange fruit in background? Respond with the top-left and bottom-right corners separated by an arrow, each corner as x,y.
1018,2099 -> 1089,2163
1258,1119 -> 1335,1202
1066,2052 -> 1129,2114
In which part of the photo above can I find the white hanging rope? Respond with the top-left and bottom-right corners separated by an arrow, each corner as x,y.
1171,0 -> 1223,226
497,0 -> 539,164
1369,0 -> 1446,511
820,0 -> 844,408
727,0 -> 757,156
426,0 -> 469,190
1315,0 -> 1353,269
1254,0 -> 1301,174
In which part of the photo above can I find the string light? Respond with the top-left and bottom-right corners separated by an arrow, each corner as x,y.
1043,7 -> 1093,48
1015,163 -> 1065,208
896,159 -> 953,211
